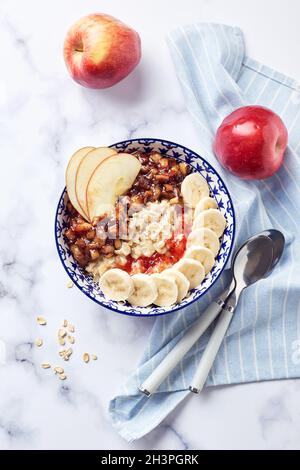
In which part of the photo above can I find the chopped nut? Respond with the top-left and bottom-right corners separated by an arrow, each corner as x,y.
179,162 -> 188,176
150,152 -> 161,163
75,239 -> 86,249
37,316 -> 47,325
159,158 -> 169,168
41,363 -> 51,369
114,239 -> 122,250
67,335 -> 75,344
63,320 -> 68,328
35,338 -> 43,347
155,174 -> 169,183
164,184 -> 174,192
67,280 -> 74,288
91,354 -> 98,361
58,374 -> 67,381
170,197 -> 179,205
65,228 -> 76,241
89,249 -> 100,261
101,245 -> 114,256
83,353 -> 90,363
73,222 -> 92,233
67,324 -> 75,333
151,186 -> 161,201
54,367 -> 64,375
170,164 -> 180,174
58,337 -> 65,346
86,229 -> 96,240
59,349 -> 67,357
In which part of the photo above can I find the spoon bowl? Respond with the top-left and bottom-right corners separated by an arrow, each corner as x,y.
262,229 -> 285,269
232,235 -> 274,293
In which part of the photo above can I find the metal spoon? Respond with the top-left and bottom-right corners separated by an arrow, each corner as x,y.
139,231 -> 284,397
262,229 -> 285,269
189,231 -> 284,393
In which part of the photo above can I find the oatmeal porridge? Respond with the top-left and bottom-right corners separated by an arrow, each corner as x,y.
64,148 -> 226,307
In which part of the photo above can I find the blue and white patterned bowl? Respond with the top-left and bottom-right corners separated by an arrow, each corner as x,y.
55,138 -> 235,317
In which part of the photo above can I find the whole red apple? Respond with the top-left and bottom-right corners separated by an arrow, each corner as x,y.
63,14 -> 141,89
213,106 -> 288,180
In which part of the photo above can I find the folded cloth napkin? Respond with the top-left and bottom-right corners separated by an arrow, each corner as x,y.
109,23 -> 300,442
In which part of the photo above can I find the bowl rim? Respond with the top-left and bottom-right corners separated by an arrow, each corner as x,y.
55,137 -> 236,318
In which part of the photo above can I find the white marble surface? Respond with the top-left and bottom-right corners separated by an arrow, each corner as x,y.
1,0 -> 300,450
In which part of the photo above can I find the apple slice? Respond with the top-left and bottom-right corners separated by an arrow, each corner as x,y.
66,146 -> 94,219
75,147 -> 117,219
87,153 -> 141,220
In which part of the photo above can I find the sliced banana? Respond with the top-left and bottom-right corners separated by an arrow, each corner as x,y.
128,274 -> 158,307
187,228 -> 220,257
99,268 -> 134,302
174,259 -> 205,289
181,173 -> 209,208
194,196 -> 218,219
184,246 -> 215,275
151,274 -> 178,307
160,269 -> 190,302
193,208 -> 226,238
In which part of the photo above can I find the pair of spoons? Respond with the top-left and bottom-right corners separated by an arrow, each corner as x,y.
140,229 -> 285,396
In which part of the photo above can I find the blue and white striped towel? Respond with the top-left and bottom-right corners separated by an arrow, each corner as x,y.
109,24 -> 300,442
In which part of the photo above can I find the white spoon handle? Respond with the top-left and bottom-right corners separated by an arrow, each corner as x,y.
189,308 -> 234,394
139,297 -> 227,396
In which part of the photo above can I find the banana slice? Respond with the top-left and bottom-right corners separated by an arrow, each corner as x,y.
181,173 -> 209,208
193,208 -> 226,238
160,269 -> 190,302
151,274 -> 178,307
184,246 -> 215,275
99,268 -> 134,302
194,197 -> 218,219
174,259 -> 205,289
187,228 -> 220,257
128,274 -> 158,307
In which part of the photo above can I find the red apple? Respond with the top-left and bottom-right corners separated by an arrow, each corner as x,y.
63,14 -> 141,89
213,106 -> 288,180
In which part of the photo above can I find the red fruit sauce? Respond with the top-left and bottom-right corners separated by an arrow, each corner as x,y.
116,235 -> 187,275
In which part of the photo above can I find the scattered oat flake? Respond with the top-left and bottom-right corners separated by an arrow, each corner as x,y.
83,353 -> 90,363
37,316 -> 47,325
35,338 -> 43,347
67,281 -> 74,288
59,347 -> 73,361
41,363 -> 51,369
58,374 -> 67,380
91,354 -> 98,361
67,335 -> 75,344
67,324 -> 75,333
58,328 -> 67,338
54,366 -> 64,374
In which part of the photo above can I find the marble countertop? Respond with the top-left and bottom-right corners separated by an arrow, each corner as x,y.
1,0 -> 300,450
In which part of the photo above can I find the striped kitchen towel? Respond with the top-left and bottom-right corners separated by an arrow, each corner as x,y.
109,24 -> 300,442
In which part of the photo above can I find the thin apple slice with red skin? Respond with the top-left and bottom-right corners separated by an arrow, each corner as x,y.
75,147 -> 117,219
66,146 -> 94,219
87,153 -> 141,221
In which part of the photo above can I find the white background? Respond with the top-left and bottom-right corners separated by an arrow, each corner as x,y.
0,0 -> 300,450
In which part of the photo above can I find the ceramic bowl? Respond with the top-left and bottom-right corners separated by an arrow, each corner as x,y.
55,138 -> 235,317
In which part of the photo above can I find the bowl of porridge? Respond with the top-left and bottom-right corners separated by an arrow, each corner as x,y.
55,138 -> 235,317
